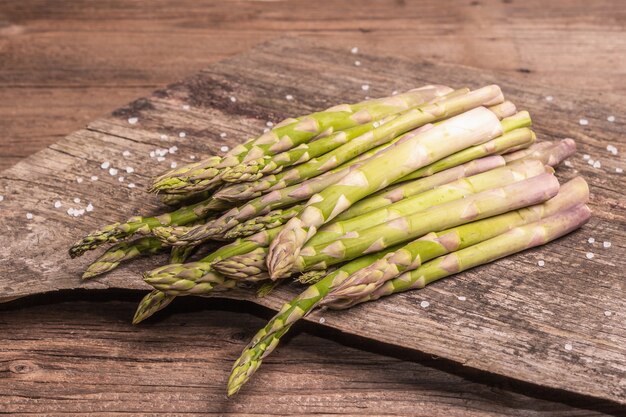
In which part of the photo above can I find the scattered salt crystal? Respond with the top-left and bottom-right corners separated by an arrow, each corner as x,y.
538,260 -> 545,267
86,203 -> 94,212
101,161 -> 110,169
170,162 -> 177,169
457,296 -> 466,301
319,317 -> 326,324
0,195 -> 3,202
26,213 -> 33,220
156,149 -> 167,157
607,115 -> 615,122
160,134 -> 168,140
361,84 -> 370,91
593,160 -> 601,169
564,160 -> 573,167
73,197 -> 81,204
182,104 -> 190,110
617,168 -> 624,173
54,201 -> 62,208
391,90 -> 398,95
76,177 -> 83,183
229,96 -> 237,103
365,96 -> 370,100
583,154 -> 590,160
350,46 -> 358,54
372,121 -> 380,128
169,146 -> 178,154
76,208 -> 85,216
122,150 -> 131,157
354,60 -> 361,66
579,118 -> 589,126
588,237 -> 595,244
545,95 -> 554,102
128,183 -> 136,188
179,132 -> 187,138
109,167 -> 119,176
118,176 -> 124,182
263,128 -> 270,133
220,146 -> 229,152
190,155 -> 196,160
603,241 -> 611,248
149,151 -> 156,158
157,156 -> 165,162
125,166 -> 134,174
564,343 -> 573,351
586,252 -> 595,259
220,132 -> 227,138
604,310 -> 612,317
128,117 -> 138,124
420,300 -> 430,308
67,208 -> 75,216
285,94 -> 294,100
266,121 -> 274,127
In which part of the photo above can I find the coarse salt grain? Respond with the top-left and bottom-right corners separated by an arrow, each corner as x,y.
588,237 -> 595,244
128,117 -> 138,124
128,183 -> 136,188
392,90 -> 398,95
564,343 -> 573,351
604,310 -> 612,317
220,146 -> 229,152
593,160 -> 602,169
564,160 -> 573,167
583,154 -> 590,160
101,161 -> 110,169
220,132 -> 227,138
76,177 -> 83,183
354,60 -> 361,66
86,203 -> 94,212
587,159 -> 595,166
0,195 -> 3,202
579,118 -> 589,126
170,162 -> 177,169
125,166 -> 134,174
538,260 -> 545,267
361,84 -> 370,91
73,197 -> 81,204
157,156 -> 165,162
26,213 -> 33,220
190,155 -> 196,160
586,252 -> 595,259
457,296 -> 466,301
118,176 -> 124,182
350,46 -> 358,54
285,94 -> 294,100
603,241 -> 611,248
54,201 -> 62,208
90,175 -> 98,181
109,168 -> 119,176
179,132 -> 187,138
67,208 -> 74,216
373,121 -> 380,128
617,168 -> 624,173
229,96 -> 237,103
182,104 -> 190,110
545,95 -> 554,101
266,121 -> 274,127
319,317 -> 326,324
169,146 -> 178,154
607,115 -> 615,122
420,301 -> 430,308
160,134 -> 168,140
122,150 -> 131,157
149,151 -> 156,158
263,128 -> 270,133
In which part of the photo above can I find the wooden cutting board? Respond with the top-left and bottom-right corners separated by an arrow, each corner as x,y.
0,37 -> 624,404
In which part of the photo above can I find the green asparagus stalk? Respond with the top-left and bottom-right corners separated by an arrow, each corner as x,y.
224,204 -> 304,239
507,138 -> 577,166
169,245 -> 198,264
150,85 -> 453,194
331,203 -> 591,309
221,89 -> 472,183
214,160 -> 548,279
69,197 -> 229,257
268,106 -> 519,278
226,177 -> 588,394
81,237 -> 165,280
215,86 -> 505,201
132,290 -> 176,324
294,172 -> 559,273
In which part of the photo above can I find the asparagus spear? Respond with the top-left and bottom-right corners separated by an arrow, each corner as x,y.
226,177 -> 588,394
224,204 -> 304,239
331,203 -> 591,309
213,159 -> 548,278
502,141 -> 554,162
132,290 -> 176,324
268,106 -> 519,278
69,197 -> 229,257
506,139 -> 577,166
150,85 -> 453,194
169,244 -> 198,264
215,86 -> 506,201
294,172 -> 559,273
222,89 -> 472,183
81,237 -> 165,280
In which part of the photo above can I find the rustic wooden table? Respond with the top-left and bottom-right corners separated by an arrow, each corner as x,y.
1,1 -> 624,415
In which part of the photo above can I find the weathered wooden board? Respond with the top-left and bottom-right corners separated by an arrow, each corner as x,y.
0,37 -> 624,404
4,296 -> 622,416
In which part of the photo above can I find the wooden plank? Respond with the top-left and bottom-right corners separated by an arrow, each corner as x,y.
3,296 -> 620,416
0,37 -> 624,404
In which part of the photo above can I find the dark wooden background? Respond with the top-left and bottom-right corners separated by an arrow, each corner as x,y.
1,1 -> 625,415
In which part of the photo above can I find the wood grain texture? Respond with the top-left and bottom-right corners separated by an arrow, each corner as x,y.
0,36 -> 625,406
3,295 -> 621,416
1,0 -> 625,170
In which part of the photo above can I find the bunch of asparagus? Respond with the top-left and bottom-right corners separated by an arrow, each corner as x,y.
70,84 -> 590,395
